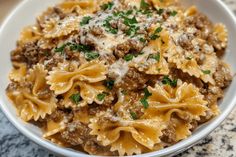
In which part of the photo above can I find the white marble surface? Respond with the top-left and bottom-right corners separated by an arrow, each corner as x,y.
0,0 -> 236,157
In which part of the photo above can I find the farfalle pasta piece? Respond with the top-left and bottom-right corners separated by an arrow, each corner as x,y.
213,23 -> 228,49
89,114 -> 165,156
57,0 -> 109,14
47,60 -> 107,95
9,62 -> 27,82
170,118 -> 192,141
62,81 -> 106,108
184,6 -> 197,16
42,16 -> 80,38
43,120 -> 71,147
18,25 -> 41,45
165,44 -> 218,84
6,64 -> 57,121
43,120 -> 66,138
149,0 -> 177,8
142,82 -> 209,121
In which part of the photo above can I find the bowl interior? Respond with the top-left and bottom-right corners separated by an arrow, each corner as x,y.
0,0 -> 235,156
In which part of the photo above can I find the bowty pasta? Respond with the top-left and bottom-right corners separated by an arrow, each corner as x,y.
7,64 -> 57,121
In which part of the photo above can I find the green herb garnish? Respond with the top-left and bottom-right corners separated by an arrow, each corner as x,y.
55,43 -> 71,54
140,98 -> 149,109
150,27 -> 162,40
70,44 -> 92,52
126,25 -> 140,36
170,10 -> 178,16
140,0 -> 150,10
103,16 -> 118,34
144,87 -> 152,98
97,93 -> 106,101
85,52 -> 100,61
101,2 -> 114,10
202,70 -> 211,74
140,87 -> 152,109
124,17 -> 138,26
162,76 -> 177,87
124,54 -> 134,61
80,16 -> 92,26
139,38 -> 147,43
70,93 -> 81,104
130,111 -> 138,120
157,8 -> 164,15
148,53 -> 160,61
104,79 -> 115,90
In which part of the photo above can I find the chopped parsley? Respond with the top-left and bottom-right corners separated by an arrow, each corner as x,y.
123,17 -> 138,26
140,98 -> 149,109
157,8 -> 164,15
97,93 -> 106,101
185,56 -> 193,60
139,38 -> 147,43
113,10 -> 133,17
104,79 -> 115,90
150,27 -> 162,40
124,54 -> 134,61
144,87 -> 152,97
70,43 -> 92,52
80,16 -> 92,26
85,52 -> 100,61
202,70 -> 211,74
70,93 -> 81,104
103,16 -> 118,34
140,87 -> 152,109
54,43 -> 70,53
148,53 -> 160,61
126,25 -> 140,36
170,10 -> 178,16
140,0 -> 150,10
162,76 -> 177,87
100,2 -> 114,10
130,111 -> 138,120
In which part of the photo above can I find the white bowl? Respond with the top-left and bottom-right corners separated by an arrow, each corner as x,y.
0,0 -> 236,156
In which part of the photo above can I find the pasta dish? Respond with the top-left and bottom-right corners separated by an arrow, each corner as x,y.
6,0 -> 232,156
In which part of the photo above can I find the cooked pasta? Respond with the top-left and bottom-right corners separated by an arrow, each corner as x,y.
6,0 -> 232,156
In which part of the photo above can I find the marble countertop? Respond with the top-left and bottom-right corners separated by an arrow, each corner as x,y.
0,0 -> 236,157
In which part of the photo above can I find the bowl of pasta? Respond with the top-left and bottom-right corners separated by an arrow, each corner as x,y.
0,0 -> 236,156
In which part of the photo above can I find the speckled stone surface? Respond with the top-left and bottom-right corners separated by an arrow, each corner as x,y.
0,1 -> 236,157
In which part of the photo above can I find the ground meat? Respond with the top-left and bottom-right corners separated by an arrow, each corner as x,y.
90,26 -> 104,37
178,33 -> 194,50
161,124 -> 177,144
88,103 -> 110,115
44,53 -> 64,70
12,42 -> 47,66
37,7 -> 67,28
37,86 -> 53,99
113,39 -> 144,58
10,47 -> 26,63
83,140 -> 117,156
100,54 -> 116,64
61,121 -> 92,146
171,68 -> 204,89
205,86 -> 223,107
185,13 -> 213,40
117,19 -> 129,31
115,68 -> 149,91
214,62 -> 232,88
207,33 -> 227,52
113,41 -> 130,58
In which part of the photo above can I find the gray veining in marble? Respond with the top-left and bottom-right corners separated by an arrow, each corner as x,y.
0,0 -> 236,157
